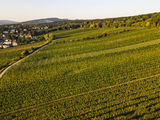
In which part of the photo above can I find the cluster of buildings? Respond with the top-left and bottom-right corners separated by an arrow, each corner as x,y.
3,28 -> 29,35
0,39 -> 18,49
2,27 -> 48,34
0,25 -> 49,49
34,26 -> 49,30
1,26 -> 49,39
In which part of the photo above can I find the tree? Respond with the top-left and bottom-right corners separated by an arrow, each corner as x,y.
22,50 -> 29,56
44,33 -> 54,41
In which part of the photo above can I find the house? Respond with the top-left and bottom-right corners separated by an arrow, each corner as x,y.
12,41 -> 18,47
44,26 -> 49,29
3,31 -> 8,34
23,29 -> 27,32
2,44 -> 10,49
0,40 -> 17,49
33,36 -> 37,39
35,27 -> 40,30
25,34 -> 32,39
1,40 -> 13,49
10,29 -> 16,33
30,41 -> 36,43
2,34 -> 6,38
19,34 -> 23,38
4,40 -> 12,45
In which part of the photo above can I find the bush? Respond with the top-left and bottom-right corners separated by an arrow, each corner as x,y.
21,50 -> 30,56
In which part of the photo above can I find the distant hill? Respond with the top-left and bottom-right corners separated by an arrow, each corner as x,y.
21,18 -> 68,24
0,20 -> 18,25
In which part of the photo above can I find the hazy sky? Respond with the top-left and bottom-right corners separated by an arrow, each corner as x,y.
1,0 -> 160,22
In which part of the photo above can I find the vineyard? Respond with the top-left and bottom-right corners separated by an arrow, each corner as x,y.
0,27 -> 160,119
0,41 -> 47,73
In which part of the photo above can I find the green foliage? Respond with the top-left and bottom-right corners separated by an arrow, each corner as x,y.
44,33 -> 55,41
1,12 -> 160,47
21,50 -> 29,56
0,41 -> 46,73
0,27 -> 160,119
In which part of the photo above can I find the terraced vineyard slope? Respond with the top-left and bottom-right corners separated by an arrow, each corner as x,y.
0,27 -> 160,120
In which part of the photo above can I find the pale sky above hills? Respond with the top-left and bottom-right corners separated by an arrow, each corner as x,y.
0,0 -> 160,22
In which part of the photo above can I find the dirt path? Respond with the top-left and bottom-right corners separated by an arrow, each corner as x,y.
1,72 -> 160,117
0,44 -> 43,55
0,41 -> 52,79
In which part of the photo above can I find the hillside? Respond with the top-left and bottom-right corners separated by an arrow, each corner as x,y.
1,27 -> 160,119
26,12 -> 160,36
0,13 -> 160,119
0,18 -> 68,25
21,18 -> 68,24
0,20 -> 18,25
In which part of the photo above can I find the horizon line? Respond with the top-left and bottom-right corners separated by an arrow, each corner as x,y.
0,11 -> 159,23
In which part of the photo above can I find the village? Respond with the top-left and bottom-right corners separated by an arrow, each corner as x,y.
0,25 -> 49,49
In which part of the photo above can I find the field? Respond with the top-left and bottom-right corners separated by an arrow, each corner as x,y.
0,41 -> 47,73
0,27 -> 160,119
